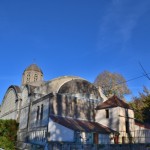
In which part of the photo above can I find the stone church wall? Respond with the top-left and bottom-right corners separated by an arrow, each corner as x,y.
0,111 -> 17,120
19,106 -> 29,129
29,92 -> 96,126
0,88 -> 18,120
52,93 -> 96,121
29,95 -> 50,129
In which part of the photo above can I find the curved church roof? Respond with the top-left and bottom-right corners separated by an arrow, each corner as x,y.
23,64 -> 43,74
58,79 -> 101,99
10,85 -> 21,94
46,76 -> 84,92
2,85 -> 21,102
34,75 -> 101,100
34,76 -> 83,94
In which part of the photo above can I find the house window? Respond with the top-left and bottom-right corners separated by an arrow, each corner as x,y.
40,104 -> 44,120
36,106 -> 40,121
106,109 -> 109,118
126,120 -> 129,133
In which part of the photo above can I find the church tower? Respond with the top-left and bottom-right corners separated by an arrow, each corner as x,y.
22,64 -> 43,85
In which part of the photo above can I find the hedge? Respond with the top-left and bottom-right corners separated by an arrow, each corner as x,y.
0,119 -> 18,150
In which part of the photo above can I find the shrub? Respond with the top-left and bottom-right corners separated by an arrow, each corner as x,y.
0,119 -> 18,150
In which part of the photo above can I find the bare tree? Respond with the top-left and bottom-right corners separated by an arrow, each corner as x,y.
94,71 -> 131,99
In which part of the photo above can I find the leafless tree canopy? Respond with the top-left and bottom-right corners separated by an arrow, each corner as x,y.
94,71 -> 131,99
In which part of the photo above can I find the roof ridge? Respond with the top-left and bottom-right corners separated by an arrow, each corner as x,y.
96,95 -> 131,110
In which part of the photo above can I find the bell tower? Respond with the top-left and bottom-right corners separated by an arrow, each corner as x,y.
22,64 -> 43,85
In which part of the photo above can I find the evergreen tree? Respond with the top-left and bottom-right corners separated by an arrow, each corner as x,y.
129,86 -> 150,123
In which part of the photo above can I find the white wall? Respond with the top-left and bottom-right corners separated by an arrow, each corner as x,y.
95,107 -> 136,144
48,118 -> 74,142
119,108 -> 134,131
95,107 -> 119,131
134,124 -> 150,143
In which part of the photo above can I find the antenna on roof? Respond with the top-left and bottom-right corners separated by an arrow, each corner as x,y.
139,61 -> 150,80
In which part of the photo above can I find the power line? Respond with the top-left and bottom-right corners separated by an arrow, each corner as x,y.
119,73 -> 150,85
101,73 -> 150,89
139,62 -> 150,80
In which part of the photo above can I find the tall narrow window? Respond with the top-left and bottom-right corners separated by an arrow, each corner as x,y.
126,120 -> 129,133
27,73 -> 30,82
34,74 -> 38,81
106,109 -> 109,118
36,106 -> 40,121
40,104 -> 44,120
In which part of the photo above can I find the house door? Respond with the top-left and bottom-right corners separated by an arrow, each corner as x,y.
114,135 -> 119,144
122,136 -> 125,144
93,133 -> 99,144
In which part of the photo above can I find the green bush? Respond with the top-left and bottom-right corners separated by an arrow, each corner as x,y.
0,119 -> 18,150
0,136 -> 14,150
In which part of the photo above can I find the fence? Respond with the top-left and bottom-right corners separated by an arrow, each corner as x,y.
30,143 -> 150,150
118,130 -> 150,144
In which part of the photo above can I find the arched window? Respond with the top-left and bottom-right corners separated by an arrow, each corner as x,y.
34,74 -> 38,81
27,73 -> 30,82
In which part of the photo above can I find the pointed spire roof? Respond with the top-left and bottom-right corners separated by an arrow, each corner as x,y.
95,95 -> 132,110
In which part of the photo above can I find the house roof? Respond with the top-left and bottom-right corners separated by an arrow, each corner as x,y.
50,115 -> 117,134
95,95 -> 132,110
135,120 -> 150,129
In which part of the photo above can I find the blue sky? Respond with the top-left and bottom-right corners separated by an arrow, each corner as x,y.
0,0 -> 150,102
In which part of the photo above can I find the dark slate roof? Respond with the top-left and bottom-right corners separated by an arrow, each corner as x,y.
95,95 -> 132,110
24,64 -> 43,74
50,115 -> 117,134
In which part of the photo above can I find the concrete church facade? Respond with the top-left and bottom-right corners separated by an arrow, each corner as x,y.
0,64 -> 150,149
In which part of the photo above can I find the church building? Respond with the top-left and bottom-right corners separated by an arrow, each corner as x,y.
0,64 -> 149,149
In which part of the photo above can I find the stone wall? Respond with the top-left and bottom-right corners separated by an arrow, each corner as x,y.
29,95 -> 50,129
0,88 -> 18,120
52,93 -> 96,121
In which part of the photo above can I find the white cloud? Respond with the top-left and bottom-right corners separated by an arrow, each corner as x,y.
97,0 -> 150,51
